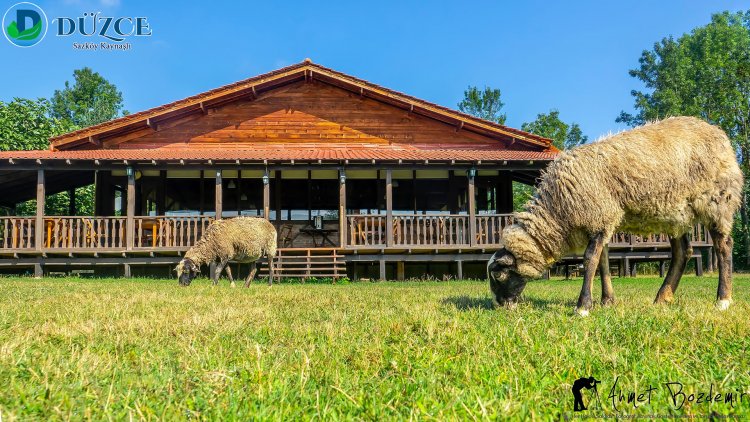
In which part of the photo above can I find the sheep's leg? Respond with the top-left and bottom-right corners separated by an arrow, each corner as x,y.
576,233 -> 605,316
267,255 -> 275,286
212,261 -> 224,286
244,262 -> 258,288
710,228 -> 733,311
654,234 -> 691,304
224,264 -> 236,288
599,245 -> 615,306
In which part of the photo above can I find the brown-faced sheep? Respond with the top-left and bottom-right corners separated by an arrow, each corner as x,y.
488,117 -> 743,315
177,217 -> 277,286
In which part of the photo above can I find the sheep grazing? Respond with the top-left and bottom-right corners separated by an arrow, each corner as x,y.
176,217 -> 277,287
488,117 -> 743,315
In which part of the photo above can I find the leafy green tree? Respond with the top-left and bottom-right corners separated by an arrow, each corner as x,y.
512,110 -> 589,210
458,86 -> 507,124
521,110 -> 588,150
617,10 -> 750,265
51,67 -> 124,127
0,98 -> 73,151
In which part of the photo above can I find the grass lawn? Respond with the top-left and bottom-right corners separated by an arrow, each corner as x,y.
0,275 -> 749,420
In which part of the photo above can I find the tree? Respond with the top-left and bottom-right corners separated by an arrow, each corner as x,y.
51,67 -> 124,127
512,110 -> 589,210
0,98 -> 73,151
458,86 -> 507,124
617,10 -> 750,265
521,109 -> 588,150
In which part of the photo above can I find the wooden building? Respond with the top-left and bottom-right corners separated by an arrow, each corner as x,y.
0,60 -> 711,279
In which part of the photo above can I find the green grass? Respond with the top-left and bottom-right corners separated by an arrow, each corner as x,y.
1,275 -> 749,420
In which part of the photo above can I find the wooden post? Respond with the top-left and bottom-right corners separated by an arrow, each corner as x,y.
126,168 -> 135,250
457,260 -> 463,279
199,170 -> 205,215
695,254 -> 703,276
468,172 -> 476,247
215,170 -> 223,219
659,260 -> 666,277
68,188 -> 76,216
34,263 -> 43,278
123,263 -> 132,278
263,173 -> 270,220
35,169 -> 45,251
396,260 -> 405,280
236,170 -> 242,216
157,170 -> 166,215
275,170 -> 282,226
707,248 -> 715,272
379,259 -> 386,281
386,169 -> 393,247
339,169 -> 346,247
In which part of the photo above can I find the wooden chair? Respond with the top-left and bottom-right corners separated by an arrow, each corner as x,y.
278,223 -> 294,247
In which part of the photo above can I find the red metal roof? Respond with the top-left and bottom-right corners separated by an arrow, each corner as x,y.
0,148 -> 556,162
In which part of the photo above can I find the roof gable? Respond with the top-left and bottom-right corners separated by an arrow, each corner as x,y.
50,60 -> 554,152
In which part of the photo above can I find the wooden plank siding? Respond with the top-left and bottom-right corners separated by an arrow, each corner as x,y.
107,82 -> 530,152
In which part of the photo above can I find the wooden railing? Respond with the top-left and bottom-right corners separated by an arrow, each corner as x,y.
0,217 -> 35,250
134,216 -> 214,249
44,217 -> 126,249
0,214 -> 714,252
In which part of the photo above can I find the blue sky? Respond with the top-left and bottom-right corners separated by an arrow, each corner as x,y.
0,0 -> 748,140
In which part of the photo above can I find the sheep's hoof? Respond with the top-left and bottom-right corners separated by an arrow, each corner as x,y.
654,294 -> 673,305
715,299 -> 732,311
575,307 -> 590,317
601,297 -> 616,306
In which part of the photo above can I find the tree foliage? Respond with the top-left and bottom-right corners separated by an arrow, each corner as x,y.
458,86 -> 507,124
618,10 -> 750,264
5,68 -> 126,216
521,109 -> 588,150
0,98 -> 74,151
51,67 -> 124,127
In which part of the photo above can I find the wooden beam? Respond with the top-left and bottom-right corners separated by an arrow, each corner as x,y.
68,188 -> 76,216
215,170 -> 223,219
35,169 -> 44,252
263,173 -> 270,220
339,170 -> 346,247
126,168 -> 135,250
468,173 -> 476,247
386,169 -> 393,247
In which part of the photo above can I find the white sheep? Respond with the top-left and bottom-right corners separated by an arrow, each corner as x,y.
176,217 -> 277,286
488,117 -> 743,314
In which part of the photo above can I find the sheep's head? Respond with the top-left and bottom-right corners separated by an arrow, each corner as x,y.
176,258 -> 200,286
487,248 -> 529,308
488,225 -> 547,308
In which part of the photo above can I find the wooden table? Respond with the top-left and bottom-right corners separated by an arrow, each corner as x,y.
299,227 -> 338,247
139,219 -> 160,247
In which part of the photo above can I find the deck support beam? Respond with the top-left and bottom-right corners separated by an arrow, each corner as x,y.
339,169 -> 346,247
379,259 -> 386,281
215,170 -> 223,219
386,169 -> 393,247
695,255 -> 703,276
123,263 -> 132,278
263,172 -> 270,219
126,168 -> 135,250
34,263 -> 43,278
468,171 -> 476,247
457,260 -> 463,279
35,169 -> 45,252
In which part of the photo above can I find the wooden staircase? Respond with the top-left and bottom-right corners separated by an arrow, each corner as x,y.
259,248 -> 346,281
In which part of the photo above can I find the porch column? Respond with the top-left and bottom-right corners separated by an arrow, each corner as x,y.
339,169 -> 347,247
126,167 -> 135,251
468,169 -> 477,247
35,169 -> 45,253
215,170 -> 223,219
68,189 -> 76,216
385,169 -> 393,247
263,172 -> 270,220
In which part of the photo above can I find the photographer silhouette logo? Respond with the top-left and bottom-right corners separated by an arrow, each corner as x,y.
572,376 -> 602,411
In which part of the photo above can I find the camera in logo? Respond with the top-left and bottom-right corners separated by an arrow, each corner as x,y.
3,2 -> 48,47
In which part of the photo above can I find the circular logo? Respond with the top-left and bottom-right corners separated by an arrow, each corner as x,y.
2,2 -> 48,47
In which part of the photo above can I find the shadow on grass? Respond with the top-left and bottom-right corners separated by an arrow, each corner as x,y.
441,296 -> 495,310
442,295 -> 573,311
